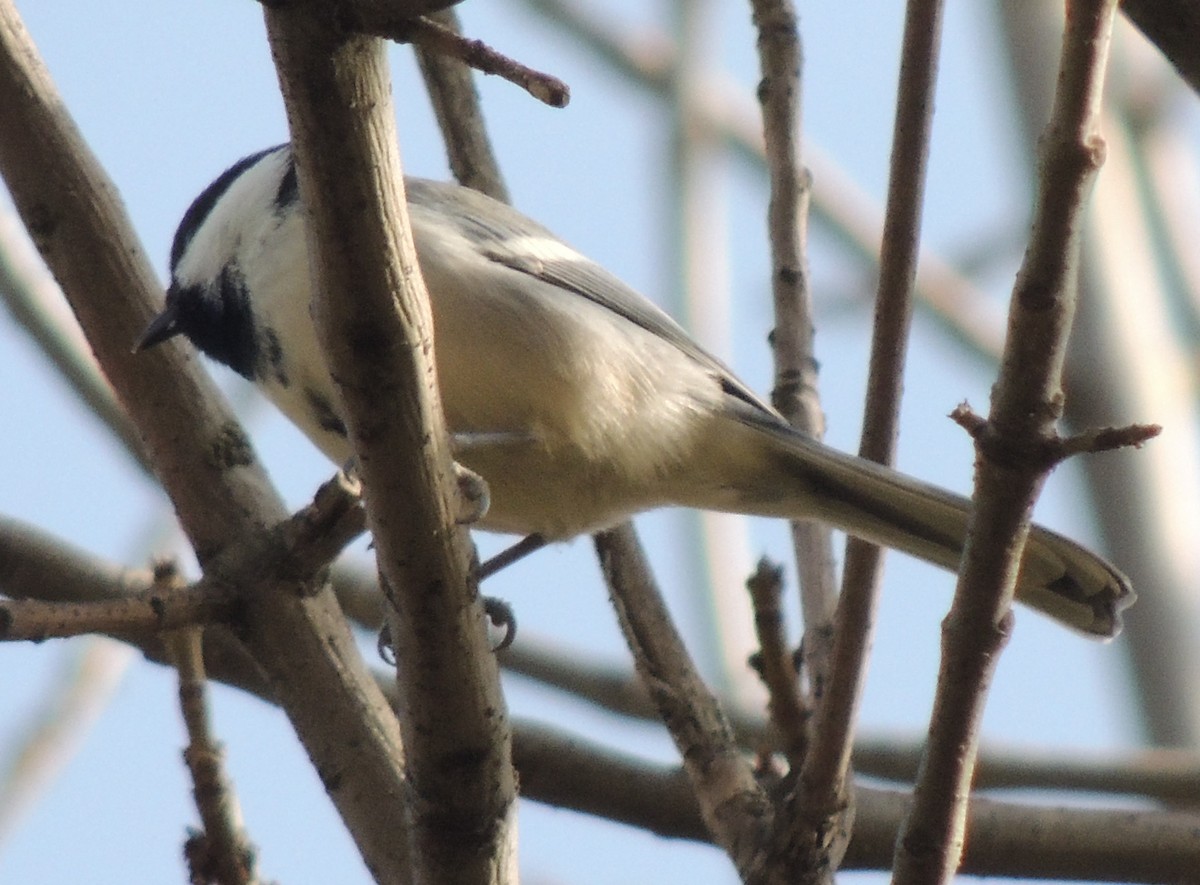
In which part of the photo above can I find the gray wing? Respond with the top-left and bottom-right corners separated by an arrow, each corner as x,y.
405,177 -> 776,416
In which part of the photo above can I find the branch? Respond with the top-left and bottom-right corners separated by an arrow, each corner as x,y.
513,721 -> 1200,881
1,469 -> 366,644
413,6 -> 510,199
746,560 -> 807,765
594,525 -> 824,882
0,5 -> 417,876
166,625 -> 261,885
389,15 -> 568,108
746,0 -> 834,744
0,587 -> 232,642
334,0 -> 570,108
7,520 -> 1200,879
263,6 -> 515,882
801,0 -> 946,852
893,2 -> 1123,879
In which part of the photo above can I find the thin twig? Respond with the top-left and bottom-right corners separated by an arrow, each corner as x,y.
165,621 -> 259,885
951,401 -> 1160,461
746,559 -> 807,765
893,1 -> 1122,879
746,0 -> 836,734
390,15 -> 568,108
0,588 -> 233,642
801,0 -> 947,837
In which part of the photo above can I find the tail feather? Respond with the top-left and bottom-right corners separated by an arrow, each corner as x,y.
712,417 -> 1134,638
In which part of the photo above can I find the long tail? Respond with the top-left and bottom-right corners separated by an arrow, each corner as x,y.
700,415 -> 1134,638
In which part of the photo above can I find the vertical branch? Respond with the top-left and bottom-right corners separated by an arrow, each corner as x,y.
996,0 -> 1200,746
263,8 -> 516,883
746,0 -> 822,766
800,0 -> 946,821
894,1 -> 1120,879
165,619 -> 259,885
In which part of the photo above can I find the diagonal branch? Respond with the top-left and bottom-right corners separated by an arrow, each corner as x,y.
593,526 -> 778,878
0,10 -> 412,878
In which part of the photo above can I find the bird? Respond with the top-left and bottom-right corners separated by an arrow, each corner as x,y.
138,144 -> 1134,638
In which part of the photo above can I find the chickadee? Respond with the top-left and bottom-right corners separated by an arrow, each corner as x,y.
139,144 -> 1134,637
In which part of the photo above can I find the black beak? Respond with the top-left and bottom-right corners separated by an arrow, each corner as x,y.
135,304 -> 181,352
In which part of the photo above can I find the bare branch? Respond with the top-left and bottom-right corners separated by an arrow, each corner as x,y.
166,625 -> 260,885
0,14 -> 409,870
593,525 -> 783,880
414,7 -> 510,199
7,515 -> 1200,879
801,0 -> 946,852
0,588 -> 232,642
1,470 -> 364,643
390,15 -> 568,108
894,2 -> 1123,879
513,720 -> 1200,881
746,559 -> 807,765
747,0 -> 837,729
263,6 -> 516,881
953,402 -> 1161,462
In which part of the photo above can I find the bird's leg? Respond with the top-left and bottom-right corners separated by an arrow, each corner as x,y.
478,533 -> 547,581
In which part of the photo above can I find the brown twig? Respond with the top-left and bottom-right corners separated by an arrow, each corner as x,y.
264,7 -> 516,882
801,0 -> 947,851
746,0 -> 836,731
951,401 -> 1161,461
392,15 -> 569,108
746,559 -> 807,766
893,1 -> 1123,880
0,588 -> 232,642
165,624 -> 260,885
1,469 -> 364,643
994,0 -> 1200,743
